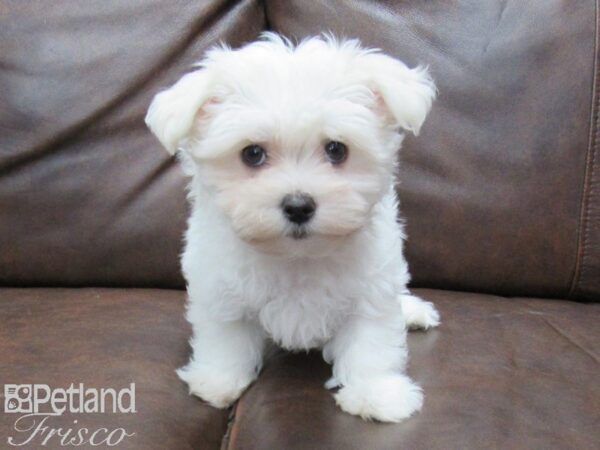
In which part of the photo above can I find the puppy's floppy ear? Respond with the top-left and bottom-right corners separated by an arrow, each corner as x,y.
145,69 -> 212,154
364,54 -> 436,135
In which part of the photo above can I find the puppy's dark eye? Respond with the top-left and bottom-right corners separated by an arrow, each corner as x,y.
241,145 -> 267,167
324,141 -> 348,165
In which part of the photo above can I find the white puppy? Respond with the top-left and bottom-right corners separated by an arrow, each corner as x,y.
146,33 -> 439,422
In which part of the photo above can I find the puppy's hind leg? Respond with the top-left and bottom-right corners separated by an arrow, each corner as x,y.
399,294 -> 440,330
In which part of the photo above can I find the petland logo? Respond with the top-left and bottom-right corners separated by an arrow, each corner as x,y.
3,383 -> 136,447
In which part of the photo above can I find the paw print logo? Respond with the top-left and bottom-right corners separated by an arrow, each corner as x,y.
4,385 -> 33,413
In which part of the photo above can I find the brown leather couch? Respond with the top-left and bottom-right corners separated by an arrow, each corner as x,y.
1,1 -> 599,449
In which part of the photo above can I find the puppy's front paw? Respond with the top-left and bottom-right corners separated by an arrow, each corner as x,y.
400,295 -> 440,330
177,363 -> 255,408
333,374 -> 423,422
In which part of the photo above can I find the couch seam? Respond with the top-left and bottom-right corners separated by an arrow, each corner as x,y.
261,0 -> 272,30
221,399 -> 243,450
569,0 -> 599,299
219,403 -> 238,450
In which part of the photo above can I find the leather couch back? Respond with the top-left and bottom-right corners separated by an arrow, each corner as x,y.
0,0 -> 263,288
265,0 -> 600,301
1,0 -> 598,300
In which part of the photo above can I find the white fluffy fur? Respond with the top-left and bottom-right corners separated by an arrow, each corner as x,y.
146,33 -> 439,422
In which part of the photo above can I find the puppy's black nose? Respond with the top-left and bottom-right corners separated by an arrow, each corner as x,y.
281,193 -> 316,225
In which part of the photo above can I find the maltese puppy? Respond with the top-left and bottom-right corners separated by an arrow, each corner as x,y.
145,33 -> 440,422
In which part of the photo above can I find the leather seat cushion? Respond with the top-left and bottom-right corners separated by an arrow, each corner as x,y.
0,288 -> 227,450
2,288 -> 598,449
225,288 -> 600,449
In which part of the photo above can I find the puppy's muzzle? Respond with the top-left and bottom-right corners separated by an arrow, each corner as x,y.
281,193 -> 316,225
